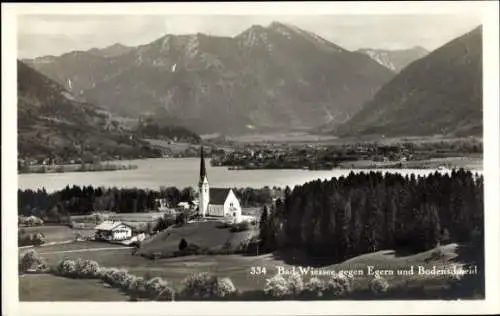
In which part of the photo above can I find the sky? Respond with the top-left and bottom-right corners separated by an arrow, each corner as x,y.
17,14 -> 482,59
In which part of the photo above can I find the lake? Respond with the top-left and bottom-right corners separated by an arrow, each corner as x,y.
18,158 -> 482,193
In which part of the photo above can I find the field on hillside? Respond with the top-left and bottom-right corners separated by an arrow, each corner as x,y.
19,274 -> 128,301
228,131 -> 339,143
138,221 -> 259,257
144,139 -> 193,152
20,225 -> 93,243
70,212 -> 165,223
69,212 -> 164,232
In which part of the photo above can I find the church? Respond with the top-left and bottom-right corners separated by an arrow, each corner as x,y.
198,146 -> 243,223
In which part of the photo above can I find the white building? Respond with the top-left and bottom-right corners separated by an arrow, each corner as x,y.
155,198 -> 169,211
94,221 -> 133,241
198,147 -> 243,223
177,201 -> 191,209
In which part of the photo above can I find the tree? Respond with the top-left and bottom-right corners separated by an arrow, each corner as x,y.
180,187 -> 195,202
426,204 -> 441,249
176,212 -> 187,226
179,238 -> 188,251
259,206 -> 270,251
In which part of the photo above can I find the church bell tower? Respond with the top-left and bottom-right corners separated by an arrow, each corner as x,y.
198,146 -> 210,217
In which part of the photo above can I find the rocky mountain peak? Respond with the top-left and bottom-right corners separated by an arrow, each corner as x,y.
24,22 -> 395,134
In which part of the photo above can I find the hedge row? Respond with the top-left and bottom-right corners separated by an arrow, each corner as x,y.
52,258 -> 237,301
263,272 -> 354,299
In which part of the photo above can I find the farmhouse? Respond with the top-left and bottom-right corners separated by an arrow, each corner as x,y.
94,221 -> 133,241
198,147 -> 243,223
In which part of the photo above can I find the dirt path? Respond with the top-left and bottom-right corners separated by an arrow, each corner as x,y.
38,246 -> 134,255
19,240 -> 74,250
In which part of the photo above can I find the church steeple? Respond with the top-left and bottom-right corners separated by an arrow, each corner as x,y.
199,145 -> 207,186
198,145 -> 210,217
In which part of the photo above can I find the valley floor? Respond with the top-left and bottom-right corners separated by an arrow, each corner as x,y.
337,155 -> 483,170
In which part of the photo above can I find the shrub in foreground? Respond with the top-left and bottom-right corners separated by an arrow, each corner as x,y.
122,273 -> 137,291
180,273 -> 236,300
145,277 -> 168,296
74,259 -> 100,278
369,276 -> 389,294
323,273 -> 351,298
56,259 -> 77,277
263,274 -> 291,298
181,273 -> 218,300
128,276 -> 147,297
110,269 -> 129,287
287,273 -> 304,297
19,249 -> 48,273
216,277 -> 237,298
154,283 -> 175,301
303,277 -> 326,298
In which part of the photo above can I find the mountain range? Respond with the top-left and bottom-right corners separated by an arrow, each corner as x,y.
17,61 -> 198,163
24,21 -> 395,134
21,22 -> 482,139
355,46 -> 429,73
337,26 -> 482,137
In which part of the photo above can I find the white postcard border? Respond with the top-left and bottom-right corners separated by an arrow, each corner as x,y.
2,1 -> 499,315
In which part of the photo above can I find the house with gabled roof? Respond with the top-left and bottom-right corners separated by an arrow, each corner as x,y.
198,146 -> 242,222
94,220 -> 133,241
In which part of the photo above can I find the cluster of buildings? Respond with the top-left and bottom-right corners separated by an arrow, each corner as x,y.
93,146 -> 255,242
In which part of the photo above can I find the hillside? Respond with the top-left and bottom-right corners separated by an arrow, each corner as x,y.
356,46 -> 428,72
24,21 -> 395,134
17,61 -> 196,164
138,221 -> 257,257
337,26 -> 482,137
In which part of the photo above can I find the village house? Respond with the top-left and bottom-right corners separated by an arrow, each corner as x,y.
94,221 -> 133,241
177,201 -> 191,210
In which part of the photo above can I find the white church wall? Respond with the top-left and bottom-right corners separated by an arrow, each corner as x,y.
224,190 -> 242,222
208,204 -> 224,216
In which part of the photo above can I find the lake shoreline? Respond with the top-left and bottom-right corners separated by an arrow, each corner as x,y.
221,156 -> 483,172
18,162 -> 138,175
18,157 -> 483,193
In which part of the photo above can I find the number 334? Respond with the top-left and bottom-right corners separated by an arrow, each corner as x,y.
250,266 -> 267,275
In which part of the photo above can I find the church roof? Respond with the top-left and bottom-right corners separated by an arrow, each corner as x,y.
209,188 -> 231,205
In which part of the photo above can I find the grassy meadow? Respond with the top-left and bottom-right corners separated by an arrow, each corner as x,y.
19,274 -> 129,301
20,225 -> 92,243
19,238 -> 467,300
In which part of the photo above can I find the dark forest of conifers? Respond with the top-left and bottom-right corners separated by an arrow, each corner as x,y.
17,185 -> 277,220
259,169 -> 483,261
